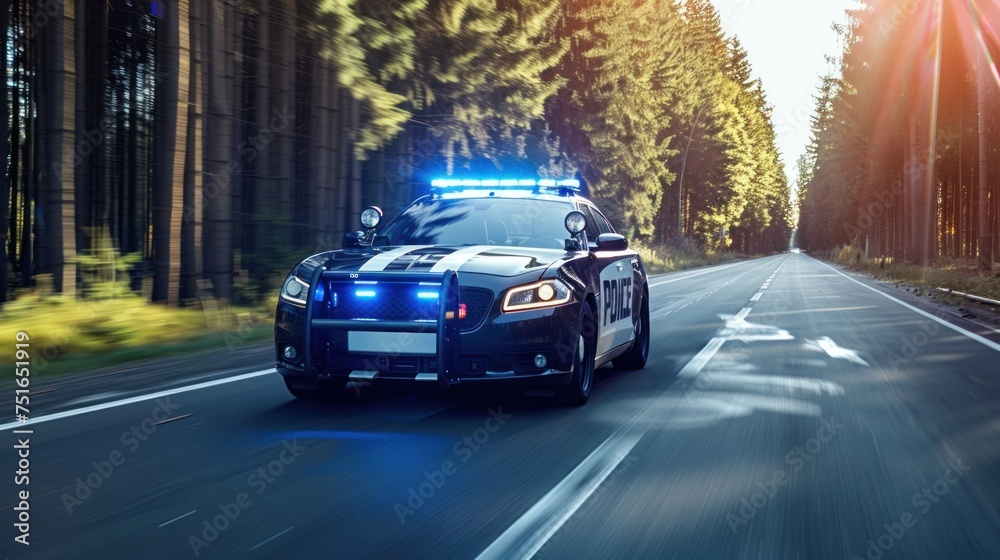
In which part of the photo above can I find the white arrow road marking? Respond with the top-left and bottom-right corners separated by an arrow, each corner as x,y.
803,337 -> 870,366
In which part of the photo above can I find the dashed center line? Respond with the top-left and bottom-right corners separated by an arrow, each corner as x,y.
249,526 -> 296,552
158,510 -> 197,528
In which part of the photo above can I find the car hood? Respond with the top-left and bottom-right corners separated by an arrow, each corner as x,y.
293,245 -> 570,280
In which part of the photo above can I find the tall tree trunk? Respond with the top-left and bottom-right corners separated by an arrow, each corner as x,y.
978,46 -> 993,272
329,68 -> 344,244
41,0 -> 77,295
151,0 -> 191,304
126,34 -> 140,255
75,0 -> 105,257
203,0 -> 234,301
0,0 -> 10,304
9,7 -> 21,278
251,0 -> 270,258
334,88 -> 350,242
270,0 -> 293,247
1,0 -> 10,303
181,0 -> 204,301
20,13 -> 35,287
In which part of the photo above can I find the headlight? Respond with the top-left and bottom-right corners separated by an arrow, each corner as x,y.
280,275 -> 309,306
502,279 -> 572,312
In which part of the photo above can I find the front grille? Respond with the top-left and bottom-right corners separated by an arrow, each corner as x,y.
312,282 -> 492,330
459,288 -> 493,331
319,283 -> 439,322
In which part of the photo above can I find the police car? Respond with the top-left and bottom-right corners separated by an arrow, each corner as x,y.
274,178 -> 650,405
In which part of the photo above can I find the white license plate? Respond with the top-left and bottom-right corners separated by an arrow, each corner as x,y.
347,332 -> 437,355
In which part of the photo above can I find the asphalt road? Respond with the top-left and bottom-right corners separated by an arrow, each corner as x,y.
5,253 -> 1000,559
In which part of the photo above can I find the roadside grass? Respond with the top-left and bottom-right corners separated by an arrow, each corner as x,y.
635,239 -> 751,275
828,245 -> 1000,302
0,289 -> 274,378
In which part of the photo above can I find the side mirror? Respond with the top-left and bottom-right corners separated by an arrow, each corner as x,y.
596,233 -> 628,252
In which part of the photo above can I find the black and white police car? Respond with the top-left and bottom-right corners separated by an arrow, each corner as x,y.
274,178 -> 650,404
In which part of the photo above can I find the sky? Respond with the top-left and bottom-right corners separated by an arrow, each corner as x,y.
710,0 -> 860,184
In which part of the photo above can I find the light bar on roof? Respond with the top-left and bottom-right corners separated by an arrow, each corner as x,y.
430,178 -> 580,189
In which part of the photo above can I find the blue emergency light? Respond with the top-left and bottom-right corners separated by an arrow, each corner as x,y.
430,178 -> 581,192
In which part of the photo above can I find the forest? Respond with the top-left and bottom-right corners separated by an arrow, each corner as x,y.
798,0 -> 999,272
2,0 -> 792,307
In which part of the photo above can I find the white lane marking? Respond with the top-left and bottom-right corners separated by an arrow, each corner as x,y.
154,412 -> 195,426
810,258 -> 1000,353
474,430 -> 642,560
750,292 -> 763,302
64,391 -> 123,407
476,283 -> 774,559
248,526 -> 295,552
358,246 -> 431,271
429,245 -> 495,272
0,369 -> 275,432
649,261 -> 746,287
158,510 -> 197,528
765,305 -> 879,316
676,337 -> 727,379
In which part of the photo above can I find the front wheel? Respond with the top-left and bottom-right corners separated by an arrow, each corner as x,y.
613,290 -> 649,370
284,377 -> 347,401
559,304 -> 597,406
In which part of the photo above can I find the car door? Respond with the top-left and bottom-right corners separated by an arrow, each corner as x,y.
581,204 -> 636,357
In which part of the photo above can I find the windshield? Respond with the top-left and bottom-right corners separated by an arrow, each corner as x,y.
379,197 -> 575,249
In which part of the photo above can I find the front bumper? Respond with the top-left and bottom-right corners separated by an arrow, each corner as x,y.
274,269 -> 581,387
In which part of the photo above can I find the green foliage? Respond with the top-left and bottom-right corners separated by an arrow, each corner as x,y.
317,0 -> 425,156
75,229 -> 143,300
554,0 -> 687,238
410,0 -> 566,170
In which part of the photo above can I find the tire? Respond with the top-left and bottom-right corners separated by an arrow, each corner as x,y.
614,289 -> 649,370
560,304 -> 597,406
284,377 -> 347,401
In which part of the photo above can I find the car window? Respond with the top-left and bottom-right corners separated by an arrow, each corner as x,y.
588,205 -> 615,234
578,205 -> 601,242
380,197 -> 573,249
